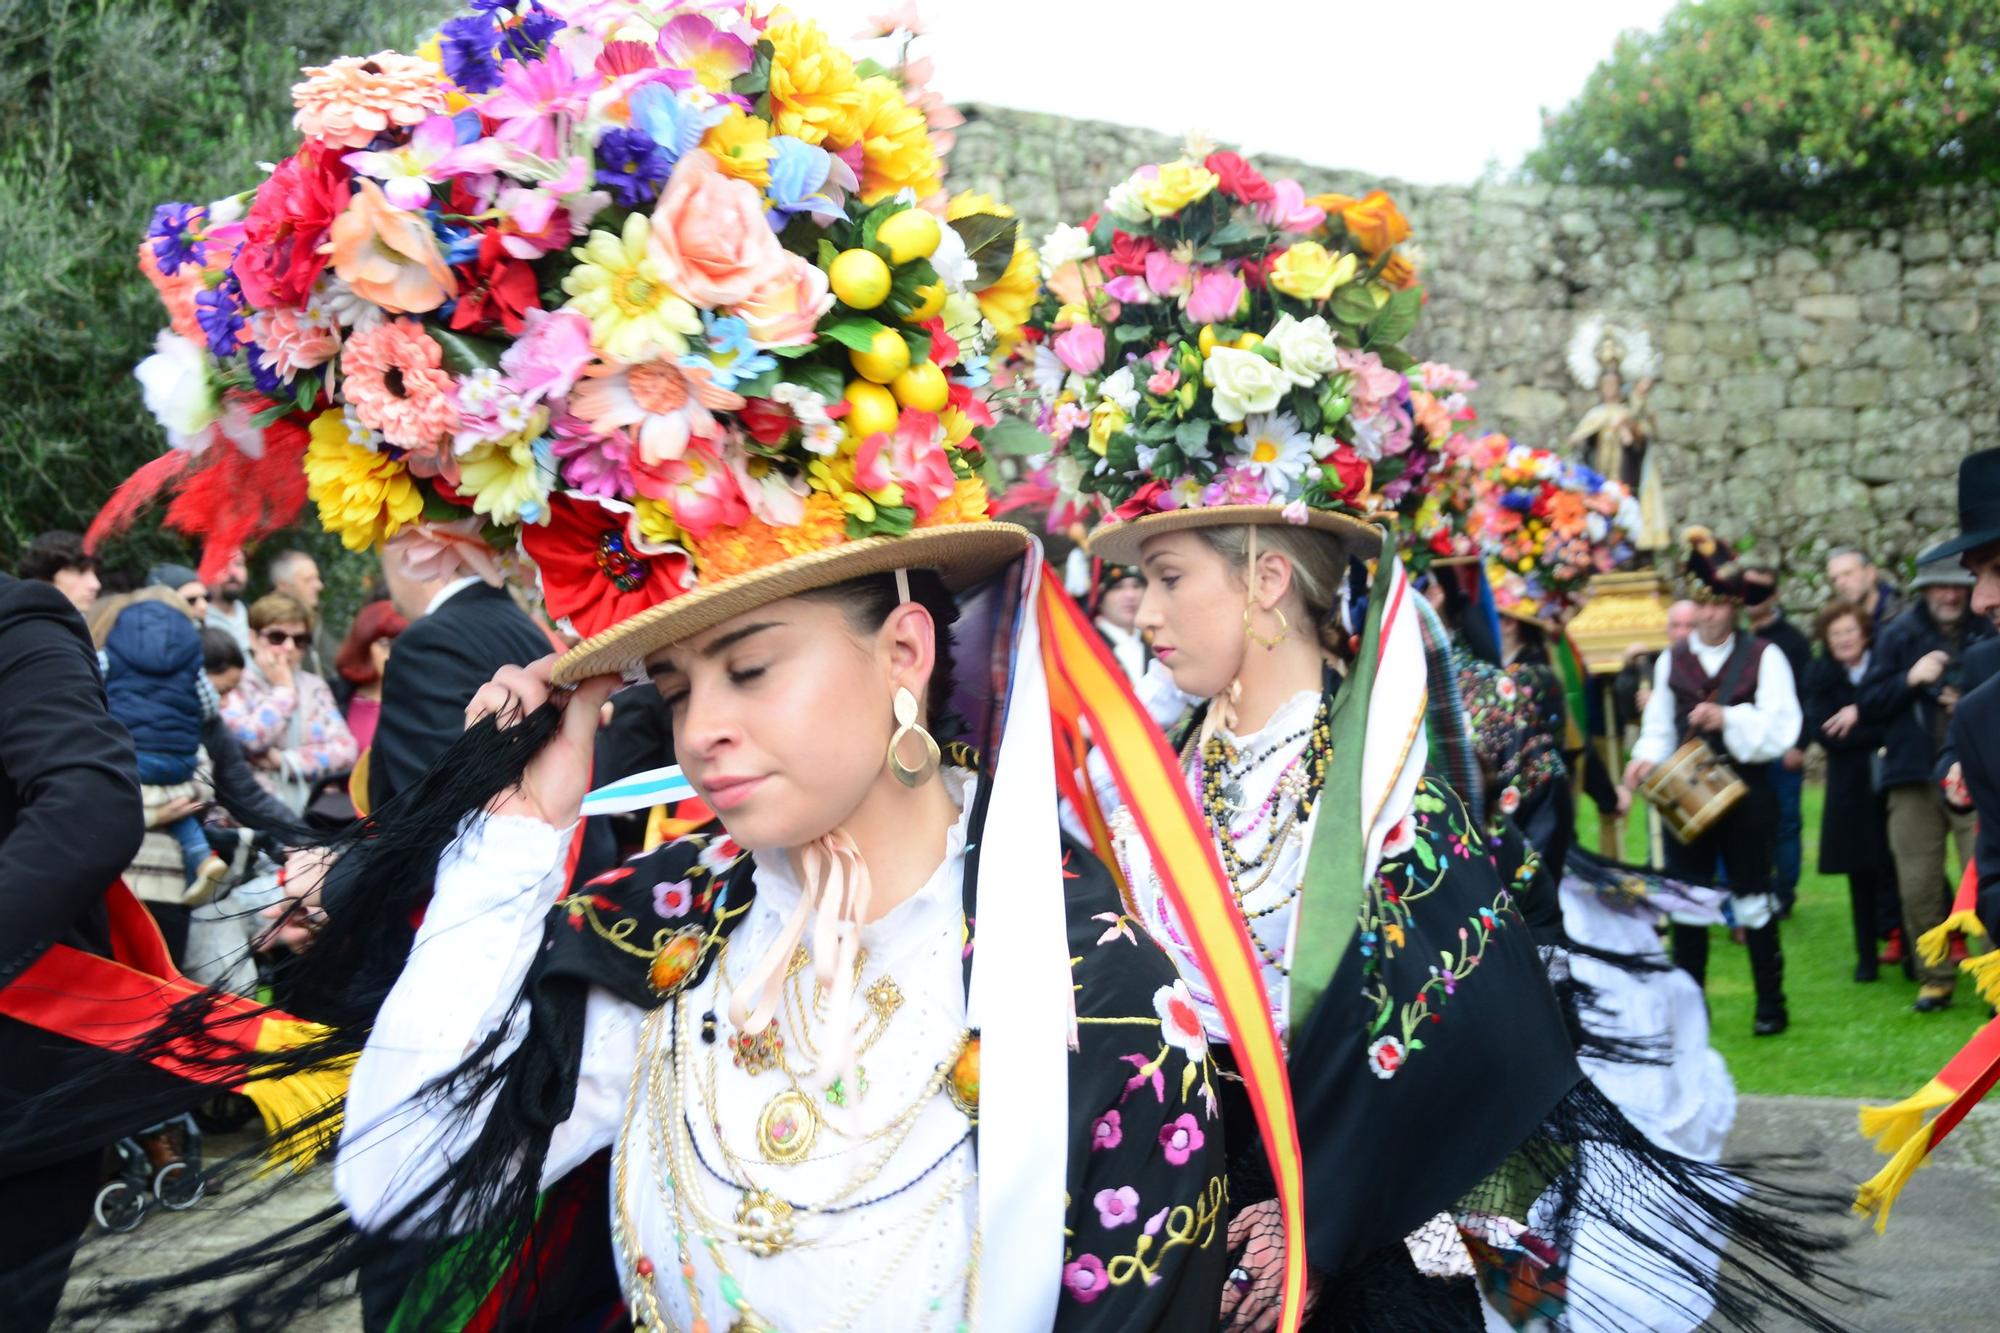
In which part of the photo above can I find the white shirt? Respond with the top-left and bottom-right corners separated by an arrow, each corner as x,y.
1847,652 -> 1870,687
337,784 -> 981,1332
1112,688 -> 1320,1043
1094,616 -> 1147,687
1632,633 -> 1802,767
424,575 -> 483,618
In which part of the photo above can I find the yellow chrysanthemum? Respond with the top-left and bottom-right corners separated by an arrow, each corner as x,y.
938,405 -> 975,448
689,494 -> 848,580
632,497 -> 685,550
807,450 -> 900,521
853,76 -> 940,204
701,106 -> 774,188
765,18 -> 865,149
304,410 -> 422,551
457,436 -> 553,526
561,212 -> 701,364
920,476 -> 991,528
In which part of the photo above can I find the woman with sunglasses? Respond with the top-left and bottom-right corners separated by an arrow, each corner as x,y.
220,592 -> 355,815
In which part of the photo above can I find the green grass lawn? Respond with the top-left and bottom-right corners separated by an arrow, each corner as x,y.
1577,782 -> 1988,1100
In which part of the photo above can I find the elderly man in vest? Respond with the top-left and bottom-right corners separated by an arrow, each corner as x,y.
1625,530 -> 1803,1036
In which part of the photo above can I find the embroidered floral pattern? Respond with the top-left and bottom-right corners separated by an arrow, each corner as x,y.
1354,779 -> 1523,1077
1158,1114 -> 1205,1166
1094,1185 -> 1141,1228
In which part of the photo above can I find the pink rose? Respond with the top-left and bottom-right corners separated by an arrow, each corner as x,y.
1053,323 -> 1106,377
1102,274 -> 1152,305
501,309 -> 596,403
1255,179 -> 1327,233
1146,367 -> 1179,395
650,150 -> 789,308
1184,269 -> 1245,325
1143,250 -> 1189,299
733,250 -> 834,348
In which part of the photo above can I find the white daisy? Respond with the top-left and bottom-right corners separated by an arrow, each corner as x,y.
1240,412 -> 1314,494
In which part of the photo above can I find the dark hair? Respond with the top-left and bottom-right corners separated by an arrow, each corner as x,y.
1813,599 -> 1870,648
18,530 -> 94,582
801,569 -> 963,742
336,600 -> 410,684
202,628 -> 246,674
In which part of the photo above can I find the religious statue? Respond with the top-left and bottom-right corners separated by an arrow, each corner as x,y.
1565,316 -> 1668,552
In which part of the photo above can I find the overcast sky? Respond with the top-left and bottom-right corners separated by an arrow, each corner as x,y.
815,0 -> 1680,184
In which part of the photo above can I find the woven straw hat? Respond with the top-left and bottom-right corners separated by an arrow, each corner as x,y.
1085,503 -> 1384,567
553,522 -> 1030,684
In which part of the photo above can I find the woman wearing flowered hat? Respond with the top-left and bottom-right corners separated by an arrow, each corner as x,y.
47,5 -> 1228,1328
1032,150 -> 1847,1332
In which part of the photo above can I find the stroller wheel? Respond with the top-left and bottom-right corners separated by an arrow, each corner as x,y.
154,1159 -> 205,1211
94,1179 -> 147,1232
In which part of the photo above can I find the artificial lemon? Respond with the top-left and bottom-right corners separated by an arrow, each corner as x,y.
849,328 -> 911,384
1233,332 -> 1264,352
875,208 -> 942,265
901,281 -> 947,323
1197,324 -> 1220,357
890,360 -> 949,413
829,248 -> 892,310
843,380 -> 901,438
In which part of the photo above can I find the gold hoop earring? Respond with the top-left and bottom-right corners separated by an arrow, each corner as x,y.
887,685 -> 940,787
1243,603 -> 1289,651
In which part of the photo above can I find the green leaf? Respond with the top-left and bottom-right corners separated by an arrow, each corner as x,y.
818,316 -> 890,352
948,213 -> 1019,289
732,366 -> 782,398
732,40 -> 773,96
817,237 -> 840,270
980,417 -> 1052,458
1366,286 -> 1422,348
1174,418 -> 1213,453
1330,284 -> 1378,328
901,326 -> 933,365
1113,323 -> 1153,345
1375,345 -> 1415,373
791,363 -> 847,403
432,328 -> 507,377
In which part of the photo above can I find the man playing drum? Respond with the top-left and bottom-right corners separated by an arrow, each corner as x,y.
1625,529 -> 1804,1036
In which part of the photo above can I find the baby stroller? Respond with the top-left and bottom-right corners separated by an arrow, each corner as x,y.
92,1113 -> 205,1233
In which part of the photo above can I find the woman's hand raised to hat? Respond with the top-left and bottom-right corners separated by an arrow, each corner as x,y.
466,654 -> 622,830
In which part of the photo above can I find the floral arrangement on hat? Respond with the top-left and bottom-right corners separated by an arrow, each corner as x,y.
110,1 -> 1024,640
1014,141 -> 1449,529
1451,434 -> 1641,622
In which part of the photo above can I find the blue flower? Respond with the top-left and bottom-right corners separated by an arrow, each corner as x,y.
439,15 -> 502,95
245,342 -> 291,396
194,282 -> 245,359
954,353 -> 992,389
467,0 -> 517,11
683,314 -> 775,391
499,9 -> 566,61
630,84 -> 725,173
146,203 -> 204,275
595,128 -> 670,207
765,136 -> 843,225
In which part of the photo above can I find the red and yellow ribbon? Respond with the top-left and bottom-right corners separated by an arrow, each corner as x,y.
1037,573 -> 1309,1332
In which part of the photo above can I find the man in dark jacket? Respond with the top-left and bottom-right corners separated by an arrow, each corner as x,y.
1859,553 -> 1995,1010
369,557 -> 553,812
1742,559 -> 1814,916
1826,547 -> 1906,638
0,572 -> 146,1330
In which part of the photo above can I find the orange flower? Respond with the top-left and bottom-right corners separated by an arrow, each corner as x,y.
1337,190 -> 1412,256
329,179 -> 457,314
1547,491 -> 1586,534
1379,250 -> 1419,289
292,51 -> 445,150
688,493 -> 848,580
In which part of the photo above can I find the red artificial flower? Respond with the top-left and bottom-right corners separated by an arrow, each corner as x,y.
920,317 -> 960,369
521,493 -> 695,641
1239,248 -> 1279,291
946,380 -> 993,427
451,229 -> 543,336
1324,443 -> 1372,505
1100,230 -> 1157,278
1204,151 -> 1275,205
233,142 -> 352,311
738,396 -> 796,446
1113,480 -> 1169,521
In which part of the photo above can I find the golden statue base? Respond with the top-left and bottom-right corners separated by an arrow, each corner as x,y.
1565,567 -> 1674,858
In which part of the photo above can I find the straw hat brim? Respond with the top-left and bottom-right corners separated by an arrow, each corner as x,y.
553,521 -> 1032,684
1084,504 -> 1384,566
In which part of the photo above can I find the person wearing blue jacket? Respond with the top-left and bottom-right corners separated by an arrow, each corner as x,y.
96,589 -> 225,899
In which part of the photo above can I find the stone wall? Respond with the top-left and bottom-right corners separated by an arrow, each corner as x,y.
949,105 -> 2000,600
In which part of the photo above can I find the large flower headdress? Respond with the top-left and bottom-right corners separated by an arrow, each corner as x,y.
1453,434 -> 1641,623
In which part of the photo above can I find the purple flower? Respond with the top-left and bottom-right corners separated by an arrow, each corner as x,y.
468,0 -> 517,11
244,342 -> 290,395
146,203 -> 205,275
1093,1186 -> 1141,1229
439,15 -> 503,94
595,128 -> 669,207
499,9 -> 565,61
549,413 -> 635,499
1158,1113 -> 1205,1166
1090,1109 -> 1123,1152
194,282 -> 245,358
1062,1254 -> 1108,1304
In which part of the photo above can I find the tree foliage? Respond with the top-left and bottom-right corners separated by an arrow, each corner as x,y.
1527,1 -> 2000,213
0,0 -> 441,579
